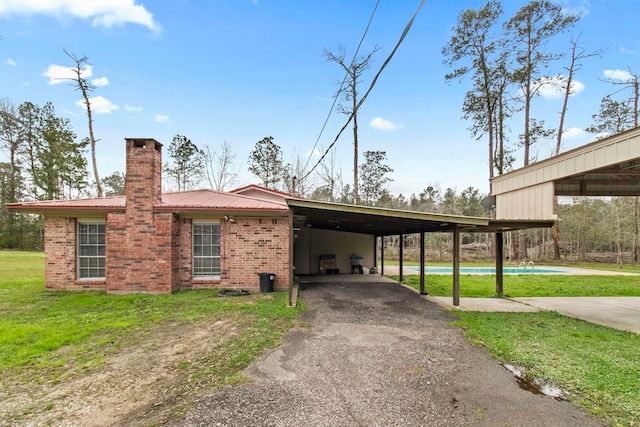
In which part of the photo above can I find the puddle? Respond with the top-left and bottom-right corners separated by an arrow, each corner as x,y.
503,363 -> 564,400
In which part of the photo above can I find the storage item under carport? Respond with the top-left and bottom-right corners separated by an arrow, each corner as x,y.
257,272 -> 275,293
351,255 -> 363,274
319,254 -> 338,274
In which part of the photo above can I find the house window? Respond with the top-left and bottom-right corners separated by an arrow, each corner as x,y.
77,221 -> 106,279
193,222 -> 221,278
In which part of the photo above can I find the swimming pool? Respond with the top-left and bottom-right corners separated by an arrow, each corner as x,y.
405,266 -> 572,275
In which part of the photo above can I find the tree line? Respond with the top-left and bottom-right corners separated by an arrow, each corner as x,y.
2,1 -> 640,265
1,100 -> 639,266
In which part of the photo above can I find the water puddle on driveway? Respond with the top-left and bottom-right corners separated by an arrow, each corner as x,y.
503,363 -> 564,400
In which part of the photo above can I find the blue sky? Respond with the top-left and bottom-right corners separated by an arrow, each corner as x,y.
0,0 -> 638,197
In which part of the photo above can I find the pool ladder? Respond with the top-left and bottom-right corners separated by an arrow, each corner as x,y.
519,260 -> 535,274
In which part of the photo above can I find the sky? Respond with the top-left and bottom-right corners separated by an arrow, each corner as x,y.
0,0 -> 638,198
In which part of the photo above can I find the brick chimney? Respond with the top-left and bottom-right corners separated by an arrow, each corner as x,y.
125,138 -> 163,210
106,138 -> 175,294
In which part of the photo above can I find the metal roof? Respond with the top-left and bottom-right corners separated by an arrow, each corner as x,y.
6,189 -> 288,215
492,127 -> 640,197
287,199 -> 552,236
158,189 -> 288,212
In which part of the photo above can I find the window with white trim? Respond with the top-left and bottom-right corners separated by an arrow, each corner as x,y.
77,221 -> 106,279
193,222 -> 221,278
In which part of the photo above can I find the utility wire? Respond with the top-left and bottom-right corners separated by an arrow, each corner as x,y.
302,0 -> 427,182
302,0 -> 381,174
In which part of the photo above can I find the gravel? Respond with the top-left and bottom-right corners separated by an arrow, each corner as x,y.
179,278 -> 604,427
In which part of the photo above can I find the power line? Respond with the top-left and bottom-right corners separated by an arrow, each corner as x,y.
302,0 -> 427,182
302,0 -> 381,174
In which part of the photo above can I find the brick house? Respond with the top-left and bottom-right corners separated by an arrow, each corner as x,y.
8,138 -> 295,293
15,137 -> 496,298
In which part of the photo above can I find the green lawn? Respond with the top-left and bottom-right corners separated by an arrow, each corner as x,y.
390,268 -> 640,426
454,311 -> 640,426
3,251 -> 639,426
0,250 -> 302,376
396,273 -> 640,297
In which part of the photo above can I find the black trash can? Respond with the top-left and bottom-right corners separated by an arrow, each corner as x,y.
258,272 -> 275,293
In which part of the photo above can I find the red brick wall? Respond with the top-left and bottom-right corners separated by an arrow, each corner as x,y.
106,212 -> 127,290
223,216 -> 290,290
175,216 -> 290,291
44,217 -> 76,290
44,217 -> 107,291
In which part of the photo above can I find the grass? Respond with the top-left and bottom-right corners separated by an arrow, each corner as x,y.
454,311 -> 640,426
395,274 -> 640,297
3,251 -> 639,425
0,250 -> 303,380
392,265 -> 640,425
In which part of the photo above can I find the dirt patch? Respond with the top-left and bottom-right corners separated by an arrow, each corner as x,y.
0,318 -> 240,426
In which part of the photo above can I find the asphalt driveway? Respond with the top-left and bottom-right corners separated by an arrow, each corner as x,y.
182,278 -> 603,426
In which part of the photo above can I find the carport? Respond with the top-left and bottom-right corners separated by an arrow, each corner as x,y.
286,199 -> 553,307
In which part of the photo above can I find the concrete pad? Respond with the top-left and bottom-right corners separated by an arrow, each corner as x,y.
425,295 -> 541,312
514,297 -> 640,334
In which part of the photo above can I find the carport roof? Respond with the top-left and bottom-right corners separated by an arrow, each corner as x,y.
286,199 -> 553,236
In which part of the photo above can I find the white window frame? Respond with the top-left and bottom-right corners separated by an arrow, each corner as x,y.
77,219 -> 106,280
192,220 -> 221,279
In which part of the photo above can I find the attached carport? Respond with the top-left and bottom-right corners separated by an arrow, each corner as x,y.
286,199 -> 553,307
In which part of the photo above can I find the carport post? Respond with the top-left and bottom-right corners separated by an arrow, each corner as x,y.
380,236 -> 385,275
453,227 -> 460,307
373,235 -> 378,269
288,209 -> 295,307
495,232 -> 504,297
398,233 -> 404,283
419,232 -> 427,295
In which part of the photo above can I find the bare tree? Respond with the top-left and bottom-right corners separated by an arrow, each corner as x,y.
203,141 -> 239,191
64,49 -> 103,197
324,44 -> 380,204
282,152 -> 312,197
555,35 -> 603,155
316,147 -> 339,202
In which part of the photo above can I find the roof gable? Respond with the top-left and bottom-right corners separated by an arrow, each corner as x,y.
230,184 -> 303,202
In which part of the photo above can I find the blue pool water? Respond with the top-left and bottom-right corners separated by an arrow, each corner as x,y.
406,266 -> 571,275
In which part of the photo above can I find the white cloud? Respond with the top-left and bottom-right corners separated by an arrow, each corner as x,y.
92,76 -> 109,87
536,75 -> 585,100
125,104 -> 143,112
155,114 -> 169,123
561,1 -> 590,18
43,63 -> 92,84
369,117 -> 403,131
603,69 -> 634,82
306,147 -> 322,158
562,127 -> 586,139
0,0 -> 159,32
76,95 -> 118,113
620,46 -> 635,55
3,58 -> 16,66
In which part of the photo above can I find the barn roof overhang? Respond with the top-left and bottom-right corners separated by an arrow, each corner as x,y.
286,199 -> 552,236
492,127 -> 640,198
